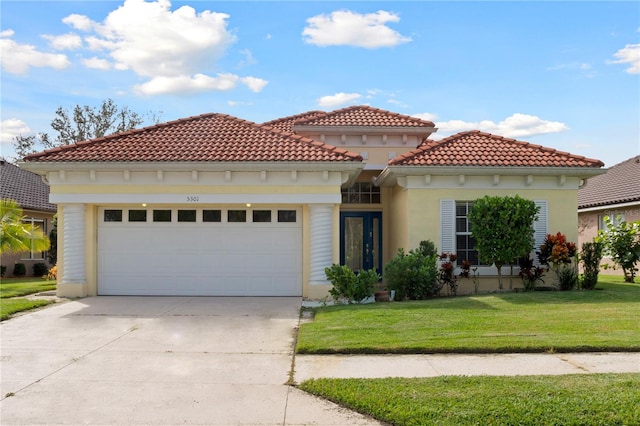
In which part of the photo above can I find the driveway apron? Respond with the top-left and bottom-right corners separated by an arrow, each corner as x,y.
0,297 -> 381,425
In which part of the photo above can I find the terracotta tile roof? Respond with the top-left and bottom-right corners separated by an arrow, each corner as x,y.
23,113 -> 362,163
0,160 -> 56,212
578,155 -> 640,209
389,130 -> 605,168
262,111 -> 325,133
292,105 -> 436,128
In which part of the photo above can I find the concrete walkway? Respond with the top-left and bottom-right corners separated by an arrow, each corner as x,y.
293,352 -> 640,382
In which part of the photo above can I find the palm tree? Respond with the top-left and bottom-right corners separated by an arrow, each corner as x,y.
0,199 -> 50,255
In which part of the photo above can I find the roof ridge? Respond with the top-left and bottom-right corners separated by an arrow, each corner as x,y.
294,104 -> 436,127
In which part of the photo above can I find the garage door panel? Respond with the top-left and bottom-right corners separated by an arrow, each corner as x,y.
98,208 -> 302,296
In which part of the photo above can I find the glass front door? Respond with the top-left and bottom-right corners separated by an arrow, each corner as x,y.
340,212 -> 382,275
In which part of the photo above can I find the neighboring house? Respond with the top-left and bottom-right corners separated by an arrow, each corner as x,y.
1,159 -> 57,277
578,155 -> 640,275
21,106 -> 604,298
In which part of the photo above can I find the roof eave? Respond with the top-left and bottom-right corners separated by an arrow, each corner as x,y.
19,160 -> 365,174
375,165 -> 606,187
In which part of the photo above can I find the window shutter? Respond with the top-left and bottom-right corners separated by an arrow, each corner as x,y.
533,200 -> 548,263
440,199 -> 455,254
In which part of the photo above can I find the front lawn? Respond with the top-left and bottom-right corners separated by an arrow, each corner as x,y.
297,275 -> 640,353
0,277 -> 57,320
299,373 -> 640,426
0,298 -> 54,320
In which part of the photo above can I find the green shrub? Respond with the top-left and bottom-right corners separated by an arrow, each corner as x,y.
33,262 -> 48,277
384,244 -> 439,300
557,265 -> 578,291
325,264 -> 379,304
580,241 -> 604,290
12,263 -> 26,277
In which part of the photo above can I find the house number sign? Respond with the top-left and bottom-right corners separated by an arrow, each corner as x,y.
186,196 -> 200,202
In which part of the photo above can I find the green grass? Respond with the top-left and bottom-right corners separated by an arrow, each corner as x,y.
0,298 -> 54,320
297,275 -> 640,354
0,277 -> 57,320
0,278 -> 56,298
299,373 -> 640,426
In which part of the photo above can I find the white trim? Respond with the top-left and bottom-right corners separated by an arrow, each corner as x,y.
578,201 -> 640,213
51,193 -> 341,204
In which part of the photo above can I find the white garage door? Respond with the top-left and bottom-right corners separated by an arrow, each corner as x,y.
97,207 -> 302,296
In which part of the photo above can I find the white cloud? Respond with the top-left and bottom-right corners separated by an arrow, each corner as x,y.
608,43 -> 640,74
237,49 -> 257,68
430,113 -> 569,140
1,119 -> 31,145
317,92 -> 362,108
240,76 -> 268,93
63,13 -> 95,31
59,0 -> 266,95
412,112 -> 439,122
387,99 -> 407,108
133,73 -> 267,96
42,33 -> 82,50
0,31 -> 70,75
82,56 -> 112,70
303,10 -> 411,48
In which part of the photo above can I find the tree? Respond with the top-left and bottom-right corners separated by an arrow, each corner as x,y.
597,216 -> 640,283
0,199 -> 50,255
468,195 -> 540,290
13,99 -> 160,158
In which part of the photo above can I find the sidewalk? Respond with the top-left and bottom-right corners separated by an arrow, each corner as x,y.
294,352 -> 640,382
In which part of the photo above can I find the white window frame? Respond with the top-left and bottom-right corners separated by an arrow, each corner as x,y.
21,218 -> 47,260
440,199 -> 548,275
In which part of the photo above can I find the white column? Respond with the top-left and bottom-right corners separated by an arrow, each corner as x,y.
309,205 -> 333,284
62,204 -> 86,285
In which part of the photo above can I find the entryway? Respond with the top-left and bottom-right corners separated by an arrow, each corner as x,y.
340,212 -> 382,274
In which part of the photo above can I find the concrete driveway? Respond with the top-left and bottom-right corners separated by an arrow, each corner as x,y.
1,297 -> 381,425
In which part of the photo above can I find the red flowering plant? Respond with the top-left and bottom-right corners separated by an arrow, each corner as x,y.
537,232 -> 578,290
438,253 -> 459,295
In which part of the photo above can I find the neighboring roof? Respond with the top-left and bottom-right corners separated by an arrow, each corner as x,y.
23,113 -> 362,163
262,111 -> 325,133
389,130 -> 605,168
290,105 -> 436,129
0,160 -> 56,212
578,155 -> 640,209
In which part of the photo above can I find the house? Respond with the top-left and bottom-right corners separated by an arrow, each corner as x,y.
1,159 -> 57,277
578,155 -> 640,275
20,106 -> 604,298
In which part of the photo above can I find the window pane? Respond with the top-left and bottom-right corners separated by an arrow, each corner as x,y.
456,203 -> 467,216
253,210 -> 271,223
278,210 -> 297,223
153,210 -> 172,222
456,217 -> 467,232
203,209 -> 221,222
104,210 -> 122,222
178,210 -> 196,222
129,210 -> 147,222
228,210 -> 246,223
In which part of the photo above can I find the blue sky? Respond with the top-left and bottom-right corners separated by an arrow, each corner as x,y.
1,1 -> 638,167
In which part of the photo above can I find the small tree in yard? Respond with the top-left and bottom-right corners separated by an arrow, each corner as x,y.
468,195 -> 539,290
597,216 -> 640,283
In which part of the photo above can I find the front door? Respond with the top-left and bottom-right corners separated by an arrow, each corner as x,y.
340,212 -> 382,275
